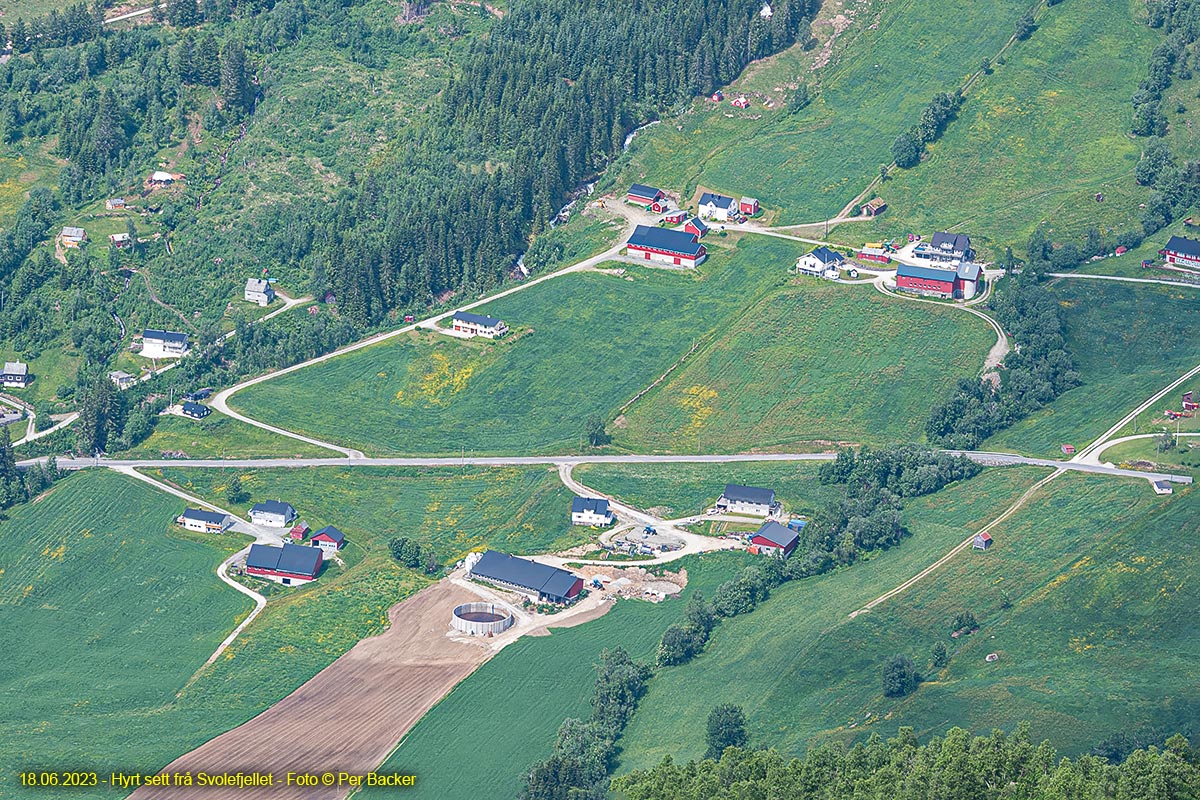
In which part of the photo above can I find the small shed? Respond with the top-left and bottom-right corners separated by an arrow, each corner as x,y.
1061,444 -> 1076,455
1152,480 -> 1173,496
739,197 -> 759,215
663,209 -> 687,225
731,96 -> 751,109
861,198 -> 887,217
973,532 -> 992,550
289,521 -> 311,541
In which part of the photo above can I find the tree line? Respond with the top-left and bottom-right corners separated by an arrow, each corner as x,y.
890,91 -> 964,169
613,724 -> 1200,799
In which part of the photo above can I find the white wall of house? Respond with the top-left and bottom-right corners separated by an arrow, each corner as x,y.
141,340 -> 189,359
250,510 -> 294,527
572,510 -> 614,526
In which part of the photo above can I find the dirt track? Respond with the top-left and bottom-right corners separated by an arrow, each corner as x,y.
128,581 -> 491,800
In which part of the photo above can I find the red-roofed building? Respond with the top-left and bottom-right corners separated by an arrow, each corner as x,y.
289,521 -> 311,541
973,532 -> 992,550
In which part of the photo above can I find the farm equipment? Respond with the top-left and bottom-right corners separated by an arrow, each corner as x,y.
643,525 -> 656,535
883,240 -> 899,253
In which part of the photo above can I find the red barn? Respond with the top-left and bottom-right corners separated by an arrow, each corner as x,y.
857,246 -> 891,264
684,217 -> 709,238
749,521 -> 798,558
245,543 -> 322,586
627,183 -> 665,206
739,197 -> 759,215
895,262 -> 981,300
731,96 -> 750,109
1161,235 -> 1200,268
663,209 -> 687,224
626,225 -> 707,267
288,521 -> 311,541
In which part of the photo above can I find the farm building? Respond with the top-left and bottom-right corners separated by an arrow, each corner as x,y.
749,520 -> 799,557
796,246 -> 845,276
1161,235 -> 1200,268
2,361 -> 30,389
711,90 -> 724,102
627,184 -> 665,206
1061,444 -> 1076,456
289,521 -> 311,541
1152,480 -> 1174,496
184,388 -> 212,402
61,226 -> 87,248
105,198 -> 126,210
626,225 -> 707,267
244,278 -> 276,306
895,262 -> 980,300
109,232 -> 132,248
973,532 -> 993,550
857,246 -> 891,264
698,192 -> 737,222
731,96 -> 750,109
249,499 -> 298,528
150,171 -> 179,185
683,217 -> 709,238
716,484 -> 779,517
451,310 -> 509,338
108,370 -> 136,389
468,550 -> 584,604
181,401 -> 210,419
245,542 -> 323,585
571,497 -> 614,526
739,197 -> 759,215
861,198 -> 887,216
312,526 -> 346,553
915,232 -> 973,263
663,209 -> 688,225
178,508 -> 233,533
141,329 -> 190,359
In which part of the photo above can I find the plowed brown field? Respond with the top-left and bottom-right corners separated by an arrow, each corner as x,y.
128,581 -> 488,800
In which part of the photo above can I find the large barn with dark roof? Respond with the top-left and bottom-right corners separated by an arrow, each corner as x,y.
469,550 -> 583,604
245,543 -> 323,585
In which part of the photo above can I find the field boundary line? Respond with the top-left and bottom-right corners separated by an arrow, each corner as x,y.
849,467 -> 1064,618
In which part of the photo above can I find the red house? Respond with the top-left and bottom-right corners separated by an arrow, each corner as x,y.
731,96 -> 750,109
288,521 -> 311,541
857,247 -> 891,264
663,209 -> 687,224
749,521 -> 799,558
311,525 -> 346,553
1161,235 -> 1200,268
627,183 -> 665,206
626,225 -> 707,268
649,199 -> 670,213
684,217 -> 709,238
739,197 -> 759,216
245,543 -> 322,586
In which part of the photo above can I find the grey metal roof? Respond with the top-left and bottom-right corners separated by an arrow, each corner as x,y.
1165,235 -> 1200,258
245,278 -> 272,292
956,261 -> 982,280
628,183 -> 664,199
251,499 -> 296,517
897,262 -> 958,283
143,328 -> 189,345
453,310 -> 503,328
181,508 -> 228,525
3,361 -> 27,376
699,192 -> 735,209
722,483 -> 776,505
931,231 -> 970,253
471,550 -> 579,599
313,525 -> 345,544
247,543 -> 321,575
571,497 -> 610,515
752,520 -> 798,549
627,225 -> 704,256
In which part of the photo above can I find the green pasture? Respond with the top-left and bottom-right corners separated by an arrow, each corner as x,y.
146,464 -> 585,559
615,280 -> 995,451
621,0 -> 1030,223
232,235 -> 805,455
0,471 -> 252,795
1102,436 -> 1200,474
986,280 -> 1200,457
356,551 -> 755,800
615,470 -> 1194,771
121,411 -> 338,459
574,460 -> 841,518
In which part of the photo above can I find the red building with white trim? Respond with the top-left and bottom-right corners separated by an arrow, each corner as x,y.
627,183 -> 665,206
1161,235 -> 1200,268
245,543 -> 323,586
749,521 -> 799,558
626,225 -> 706,267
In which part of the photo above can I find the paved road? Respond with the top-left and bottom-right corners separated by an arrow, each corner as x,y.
25,449 -> 1192,483
1085,432 -> 1200,465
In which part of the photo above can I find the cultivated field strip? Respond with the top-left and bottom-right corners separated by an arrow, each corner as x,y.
128,581 -> 490,800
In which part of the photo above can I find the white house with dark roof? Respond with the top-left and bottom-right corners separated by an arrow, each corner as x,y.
796,246 -> 845,277
716,483 -> 779,517
249,499 -> 298,528
141,329 -> 190,359
698,192 -> 737,222
244,278 -> 276,306
177,508 -> 233,533
108,370 -> 136,390
917,232 -> 973,263
1152,480 -> 1174,496
452,310 -> 508,338
571,497 -> 614,526
311,526 -> 346,553
2,361 -> 30,388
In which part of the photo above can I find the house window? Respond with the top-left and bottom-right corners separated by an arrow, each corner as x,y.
282,578 -> 291,585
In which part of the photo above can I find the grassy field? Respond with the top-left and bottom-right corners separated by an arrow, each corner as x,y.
0,471 -> 253,791
619,0 -> 1031,223
356,551 -> 756,800
233,235 -> 805,455
834,0 -> 1158,259
615,470 -> 1195,771
146,464 -> 587,559
985,280 -> 1200,457
121,411 -> 338,459
1102,436 -> 1200,474
615,280 -> 995,451
574,460 -> 842,518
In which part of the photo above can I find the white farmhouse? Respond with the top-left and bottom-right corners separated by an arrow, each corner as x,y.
141,329 -> 190,359
715,483 -> 779,517
571,497 -> 615,527
452,310 -> 509,339
177,508 -> 233,533
697,192 -> 737,222
249,499 -> 298,528
244,278 -> 276,307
